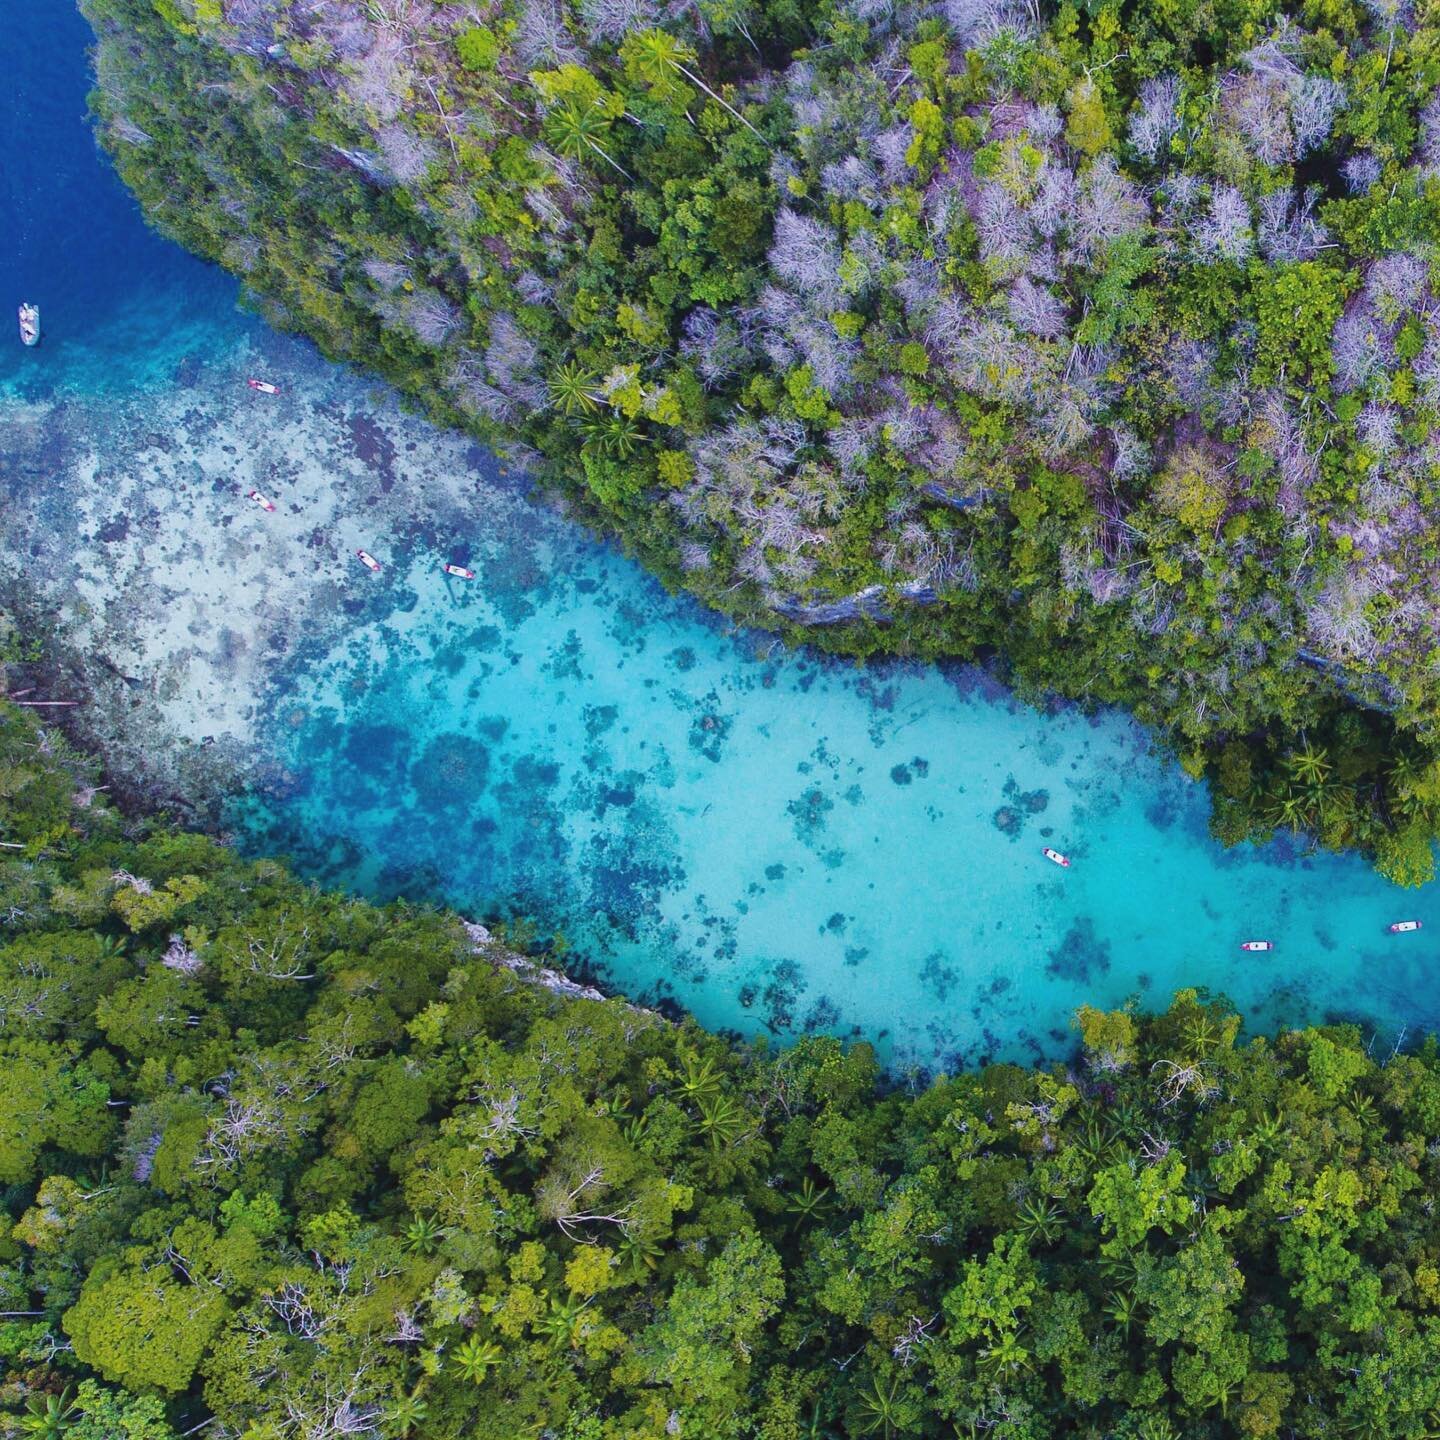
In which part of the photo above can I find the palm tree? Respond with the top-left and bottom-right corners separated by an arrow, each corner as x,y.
1250,1109 -> 1285,1154
1286,740 -> 1332,786
535,1292 -> 590,1350
784,1176 -> 833,1229
1387,750 -> 1430,822
1104,1288 -> 1141,1334
402,1213 -> 447,1255
619,1229 -> 664,1277
384,1391 -> 428,1438
977,1329 -> 1033,1379
626,28 -> 769,145
853,1373 -> 905,1438
1015,1195 -> 1062,1246
694,1092 -> 747,1149
542,100 -> 632,179
452,1335 -> 503,1383
549,362 -> 602,416
1268,784 -> 1309,833
19,1391 -> 78,1438
1134,1414 -> 1178,1440
1345,1087 -> 1378,1129
580,412 -> 644,459
1075,1116 -> 1119,1167
1183,1013 -> 1218,1057
673,1052 -> 723,1104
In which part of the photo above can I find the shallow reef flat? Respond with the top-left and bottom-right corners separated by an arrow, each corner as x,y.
0,334 -> 514,813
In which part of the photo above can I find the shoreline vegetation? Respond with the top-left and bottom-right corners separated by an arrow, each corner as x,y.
79,0 -> 1440,882
6,693 -> 1440,1437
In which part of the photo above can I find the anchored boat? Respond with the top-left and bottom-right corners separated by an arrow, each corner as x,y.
18,303 -> 39,346
1389,919 -> 1422,934
247,378 -> 281,395
247,489 -> 277,513
1239,940 -> 1274,953
443,563 -> 475,579
1042,847 -> 1070,869
356,549 -> 382,573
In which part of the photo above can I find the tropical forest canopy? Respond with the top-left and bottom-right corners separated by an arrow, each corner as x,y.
78,0 -> 1440,878
6,691 -> 1440,1439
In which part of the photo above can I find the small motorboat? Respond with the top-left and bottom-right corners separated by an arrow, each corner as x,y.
1042,847 -> 1070,869
18,303 -> 39,346
356,549 -> 382,573
247,378 -> 281,395
442,563 -> 475,580
1389,920 -> 1422,934
247,489 -> 276,513
1239,940 -> 1274,953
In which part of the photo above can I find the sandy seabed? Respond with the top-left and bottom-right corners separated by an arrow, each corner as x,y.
0,337 -> 533,815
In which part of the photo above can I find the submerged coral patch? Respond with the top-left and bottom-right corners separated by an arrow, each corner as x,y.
410,733 -> 491,808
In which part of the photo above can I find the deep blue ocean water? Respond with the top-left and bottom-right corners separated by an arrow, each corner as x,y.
0,1 -> 257,397
7,3 -> 1440,1071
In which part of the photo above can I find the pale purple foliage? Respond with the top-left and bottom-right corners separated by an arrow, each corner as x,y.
484,313 -> 540,391
1070,157 -> 1147,267
514,270 -> 554,305
1166,340 -> 1219,410
1228,72 -> 1294,166
384,287 -> 460,347
1364,253 -> 1428,321
1194,184 -> 1253,262
942,0 -> 1040,46
894,260 -> 942,317
874,125 -> 915,186
821,155 -> 881,204
579,0 -> 656,42
1420,93 -> 1440,171
1129,75 -> 1181,164
1342,153 -> 1383,193
514,0 -> 584,67
948,318 -> 1047,406
342,31 -> 411,122
1332,305 -> 1389,392
768,209 -> 843,307
1256,188 -> 1328,263
1109,425 -> 1151,481
681,308 -> 755,388
1290,75 -> 1345,156
362,257 -> 412,291
1413,323 -> 1440,404
1008,276 -> 1067,339
1358,403 -> 1400,455
377,124 -> 438,184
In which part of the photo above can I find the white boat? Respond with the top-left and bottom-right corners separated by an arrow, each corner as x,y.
1239,940 -> 1274,953
1042,847 -> 1070,869
1389,919 -> 1422,934
18,303 -> 39,346
443,563 -> 475,579
356,549 -> 382,573
247,378 -> 281,395
247,489 -> 276,513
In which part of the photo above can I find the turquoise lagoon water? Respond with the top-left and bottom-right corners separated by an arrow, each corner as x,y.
234,538 -> 1438,1071
9,1 -> 1440,1071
